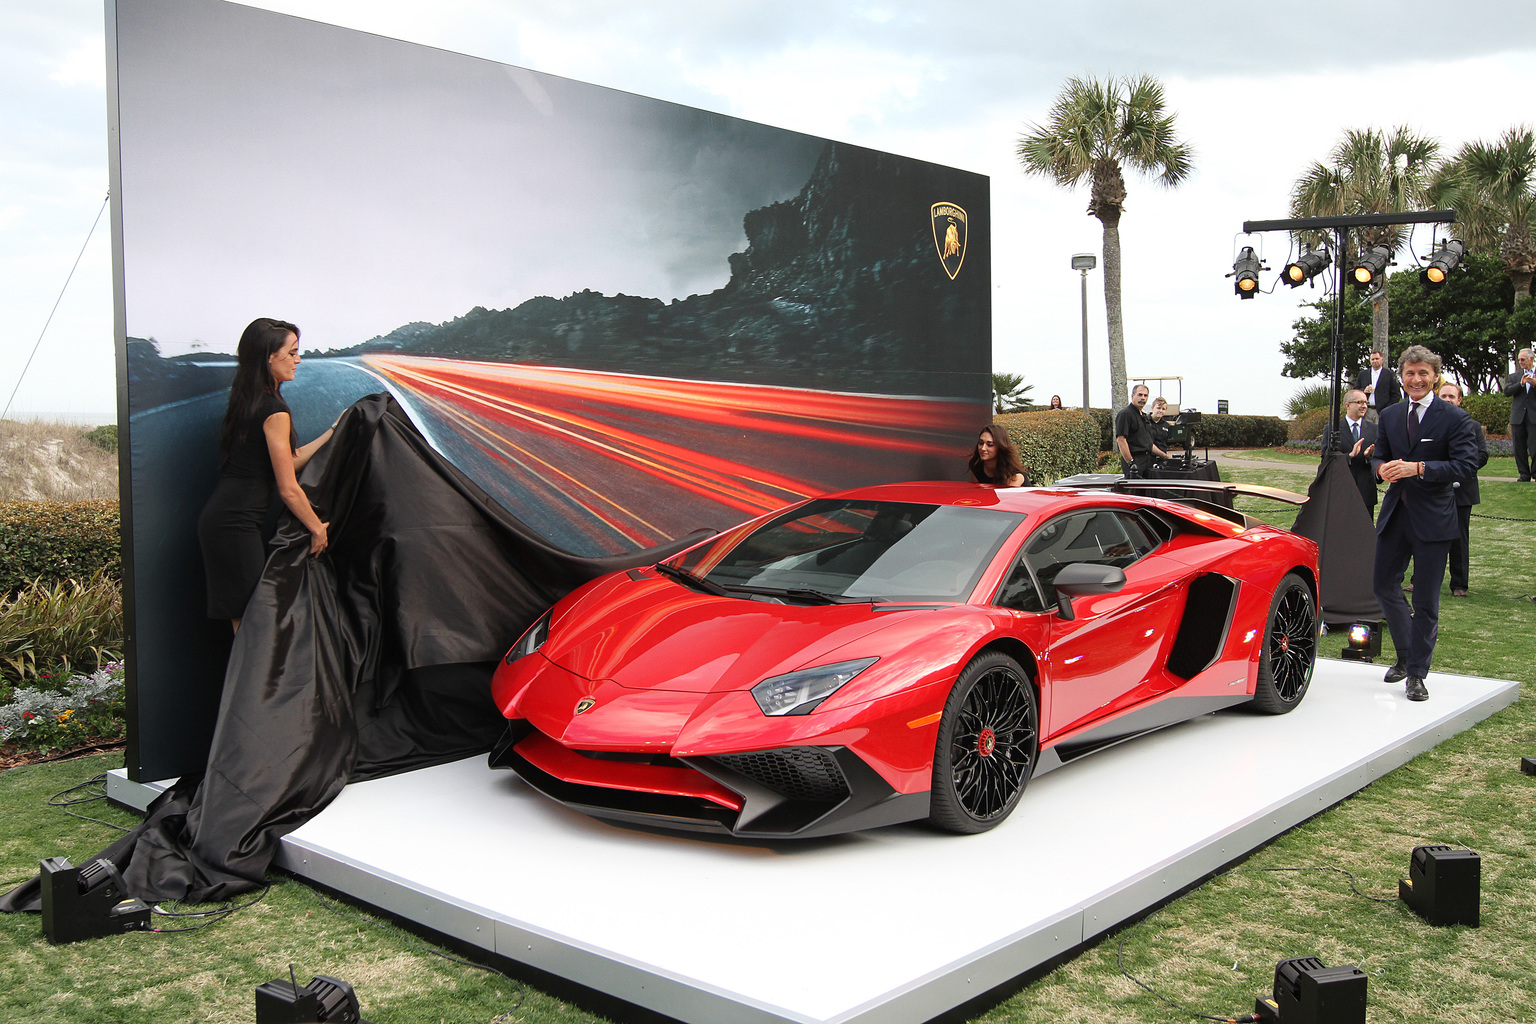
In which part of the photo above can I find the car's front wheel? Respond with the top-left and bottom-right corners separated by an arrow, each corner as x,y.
929,651 -> 1038,834
1249,571 -> 1316,714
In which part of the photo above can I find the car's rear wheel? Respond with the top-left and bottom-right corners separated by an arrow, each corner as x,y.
929,651 -> 1038,834
1250,571 -> 1316,714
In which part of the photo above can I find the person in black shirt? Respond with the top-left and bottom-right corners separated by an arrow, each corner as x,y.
1147,396 -> 1173,456
969,423 -> 1028,486
1114,385 -> 1165,478
197,318 -> 335,632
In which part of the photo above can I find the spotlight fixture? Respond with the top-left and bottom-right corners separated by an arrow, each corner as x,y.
1420,239 -> 1466,289
1349,245 -> 1391,288
1339,620 -> 1382,663
256,966 -> 370,1024
1282,249 -> 1332,288
1232,246 -> 1263,299
1399,845 -> 1480,927
39,856 -> 151,944
1254,957 -> 1367,1024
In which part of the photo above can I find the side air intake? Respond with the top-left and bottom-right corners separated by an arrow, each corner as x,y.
1167,573 -> 1238,680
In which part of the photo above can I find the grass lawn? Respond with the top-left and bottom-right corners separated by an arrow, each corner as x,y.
3,469 -> 1533,1023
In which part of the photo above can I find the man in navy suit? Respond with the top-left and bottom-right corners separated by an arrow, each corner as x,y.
1372,346 -> 1482,701
1502,348 -> 1536,481
1438,381 -> 1489,596
1354,349 -> 1401,422
1321,389 -> 1379,514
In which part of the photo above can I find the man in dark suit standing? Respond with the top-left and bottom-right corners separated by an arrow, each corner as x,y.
1372,346 -> 1482,701
1354,349 -> 1401,422
1321,389 -> 1378,515
1438,381 -> 1489,596
1502,348 -> 1536,481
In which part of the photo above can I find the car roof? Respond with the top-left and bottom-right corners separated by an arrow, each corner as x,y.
821,480 -> 1155,517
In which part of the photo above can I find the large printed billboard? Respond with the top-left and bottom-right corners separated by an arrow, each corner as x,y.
109,0 -> 991,780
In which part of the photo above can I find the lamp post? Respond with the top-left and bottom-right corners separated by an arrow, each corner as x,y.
1070,253 -> 1096,411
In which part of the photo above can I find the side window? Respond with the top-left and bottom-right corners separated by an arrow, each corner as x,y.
999,510 -> 1152,611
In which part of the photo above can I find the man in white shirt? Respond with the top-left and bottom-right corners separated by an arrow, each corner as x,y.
1353,350 -> 1401,423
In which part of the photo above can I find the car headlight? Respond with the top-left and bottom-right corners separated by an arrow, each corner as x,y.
505,611 -> 552,665
750,657 -> 878,716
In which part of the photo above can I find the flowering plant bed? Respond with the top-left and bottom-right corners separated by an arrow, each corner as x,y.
0,663 -> 126,763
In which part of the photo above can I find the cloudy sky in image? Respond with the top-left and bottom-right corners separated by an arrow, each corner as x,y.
4,0 -> 1536,420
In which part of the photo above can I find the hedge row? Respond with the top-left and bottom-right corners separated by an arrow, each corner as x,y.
992,410 -> 1100,485
0,501 -> 121,592
1462,393 -> 1511,436
1288,407 -> 1330,441
1018,407 -> 1287,451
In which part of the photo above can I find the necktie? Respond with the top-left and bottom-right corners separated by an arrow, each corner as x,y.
1409,401 -> 1421,436
1351,420 -> 1360,443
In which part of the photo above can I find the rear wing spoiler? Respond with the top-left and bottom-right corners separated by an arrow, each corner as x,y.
1051,474 -> 1308,529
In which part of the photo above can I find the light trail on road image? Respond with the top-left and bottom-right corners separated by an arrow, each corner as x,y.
361,355 -> 981,556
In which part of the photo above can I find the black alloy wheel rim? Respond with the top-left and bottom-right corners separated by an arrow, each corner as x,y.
1269,585 -> 1316,701
951,665 -> 1036,820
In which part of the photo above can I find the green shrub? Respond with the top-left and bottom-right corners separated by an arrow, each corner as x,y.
993,410 -> 1101,485
1191,414 -> 1289,447
1462,392 -> 1511,436
0,570 -> 123,686
83,424 -> 118,453
0,500 -> 120,591
1288,407 -> 1330,441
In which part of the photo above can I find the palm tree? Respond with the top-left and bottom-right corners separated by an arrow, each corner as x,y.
1017,75 -> 1193,409
1289,127 -> 1441,359
1438,125 -> 1535,304
991,372 -> 1034,413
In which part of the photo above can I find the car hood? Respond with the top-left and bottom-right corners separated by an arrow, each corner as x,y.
541,573 -> 908,692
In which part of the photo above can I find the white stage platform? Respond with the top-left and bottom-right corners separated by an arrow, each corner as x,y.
109,660 -> 1517,1024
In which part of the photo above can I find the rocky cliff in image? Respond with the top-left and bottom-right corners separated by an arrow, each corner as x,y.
329,142 -> 989,397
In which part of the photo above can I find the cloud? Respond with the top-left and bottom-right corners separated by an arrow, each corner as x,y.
47,36 -> 105,88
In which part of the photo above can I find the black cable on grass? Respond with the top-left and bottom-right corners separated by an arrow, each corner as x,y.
1117,864 -> 1400,1022
312,889 -> 527,1022
48,773 -> 133,833
149,885 -> 271,933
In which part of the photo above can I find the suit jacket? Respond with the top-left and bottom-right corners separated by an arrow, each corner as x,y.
1322,414 -> 1378,508
1503,369 -> 1536,425
1453,420 -> 1489,507
1372,397 -> 1481,542
1354,365 -> 1401,411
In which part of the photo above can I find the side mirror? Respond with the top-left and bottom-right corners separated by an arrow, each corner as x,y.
1052,562 -> 1126,621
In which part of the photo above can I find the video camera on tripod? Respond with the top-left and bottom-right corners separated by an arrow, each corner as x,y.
1157,408 -> 1201,469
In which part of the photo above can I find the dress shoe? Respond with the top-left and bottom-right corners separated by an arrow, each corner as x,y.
1451,589 -> 1468,597
1384,662 -> 1408,683
1520,477 -> 1532,483
1405,676 -> 1429,701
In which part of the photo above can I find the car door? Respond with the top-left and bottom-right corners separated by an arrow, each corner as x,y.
995,509 -> 1184,738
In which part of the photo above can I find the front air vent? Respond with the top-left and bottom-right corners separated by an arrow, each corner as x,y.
710,747 -> 850,802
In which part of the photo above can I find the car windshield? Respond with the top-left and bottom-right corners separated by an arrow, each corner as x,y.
669,499 -> 1023,602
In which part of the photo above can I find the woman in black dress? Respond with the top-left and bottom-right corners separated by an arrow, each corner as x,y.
197,318 -> 335,632
968,423 -> 1028,487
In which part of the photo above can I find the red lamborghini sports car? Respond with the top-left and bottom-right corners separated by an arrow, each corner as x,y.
489,480 -> 1319,839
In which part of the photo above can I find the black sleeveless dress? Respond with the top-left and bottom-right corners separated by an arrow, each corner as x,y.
197,393 -> 290,619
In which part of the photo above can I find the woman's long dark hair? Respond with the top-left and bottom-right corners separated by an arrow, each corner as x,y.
219,318 -> 299,467
968,423 -> 1027,485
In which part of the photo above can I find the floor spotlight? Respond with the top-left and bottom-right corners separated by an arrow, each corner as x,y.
1349,245 -> 1391,288
1339,620 -> 1382,662
1399,845 -> 1480,927
1254,956 -> 1367,1024
1232,246 -> 1263,299
1282,249 -> 1331,288
1420,239 -> 1466,289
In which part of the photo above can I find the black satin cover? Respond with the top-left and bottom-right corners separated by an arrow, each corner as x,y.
2,394 -> 708,909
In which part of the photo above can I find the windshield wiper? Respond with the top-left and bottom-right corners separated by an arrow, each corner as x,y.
734,586 -> 873,605
654,561 -> 730,596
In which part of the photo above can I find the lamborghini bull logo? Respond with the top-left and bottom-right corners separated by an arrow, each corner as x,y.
574,696 -> 597,715
931,202 -> 968,280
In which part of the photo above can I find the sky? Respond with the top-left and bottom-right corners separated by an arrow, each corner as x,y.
4,0 -> 1536,421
